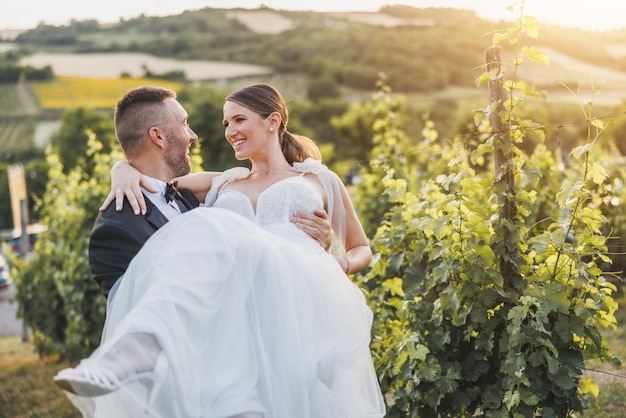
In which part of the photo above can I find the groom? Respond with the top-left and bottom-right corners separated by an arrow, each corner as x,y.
89,85 -> 331,299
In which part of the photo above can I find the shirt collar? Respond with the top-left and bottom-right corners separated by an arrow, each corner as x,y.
141,176 -> 169,198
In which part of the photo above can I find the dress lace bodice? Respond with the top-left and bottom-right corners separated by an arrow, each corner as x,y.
213,175 -> 324,228
204,159 -> 348,255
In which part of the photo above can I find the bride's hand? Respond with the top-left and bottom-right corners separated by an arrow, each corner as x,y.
99,161 -> 155,215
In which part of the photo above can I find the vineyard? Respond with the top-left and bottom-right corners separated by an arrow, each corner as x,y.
0,118 -> 35,152
0,84 -> 37,153
0,84 -> 29,115
3,4 -> 626,416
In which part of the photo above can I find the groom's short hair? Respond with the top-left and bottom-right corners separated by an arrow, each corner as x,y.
114,86 -> 177,156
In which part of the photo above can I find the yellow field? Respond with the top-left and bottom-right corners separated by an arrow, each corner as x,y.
30,77 -> 184,110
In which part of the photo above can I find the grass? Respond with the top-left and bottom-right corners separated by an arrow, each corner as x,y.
0,337 -> 79,418
0,293 -> 624,417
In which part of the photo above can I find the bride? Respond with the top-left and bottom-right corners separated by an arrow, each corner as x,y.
54,83 -> 386,417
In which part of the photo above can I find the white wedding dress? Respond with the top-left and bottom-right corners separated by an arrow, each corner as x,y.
67,160 -> 386,417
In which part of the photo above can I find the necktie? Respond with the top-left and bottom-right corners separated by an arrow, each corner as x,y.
165,181 -> 179,203
165,181 -> 194,211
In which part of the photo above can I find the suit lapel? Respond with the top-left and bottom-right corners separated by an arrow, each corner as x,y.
144,198 -> 169,230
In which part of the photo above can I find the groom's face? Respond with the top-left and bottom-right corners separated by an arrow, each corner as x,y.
162,99 -> 198,177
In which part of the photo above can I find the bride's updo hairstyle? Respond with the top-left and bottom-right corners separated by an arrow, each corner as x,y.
226,83 -> 321,164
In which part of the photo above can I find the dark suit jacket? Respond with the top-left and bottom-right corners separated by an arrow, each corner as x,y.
89,189 -> 200,298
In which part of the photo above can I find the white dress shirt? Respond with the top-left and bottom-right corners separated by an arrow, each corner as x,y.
142,176 -> 182,220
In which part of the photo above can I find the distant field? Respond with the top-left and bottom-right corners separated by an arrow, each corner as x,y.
328,12 -> 435,28
491,45 -> 626,106
20,52 -> 273,81
30,77 -> 184,109
227,10 -> 435,33
0,42 -> 15,53
226,10 -> 295,34
16,44 -> 626,107
606,43 -> 626,58
518,46 -> 626,86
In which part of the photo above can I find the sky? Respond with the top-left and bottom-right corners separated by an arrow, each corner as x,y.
0,0 -> 624,32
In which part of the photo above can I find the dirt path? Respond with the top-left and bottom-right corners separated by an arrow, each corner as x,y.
0,284 -> 25,338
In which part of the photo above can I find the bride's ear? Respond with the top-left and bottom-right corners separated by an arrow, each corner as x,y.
267,112 -> 281,131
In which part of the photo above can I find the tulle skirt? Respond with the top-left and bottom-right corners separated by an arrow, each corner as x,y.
67,208 -> 386,417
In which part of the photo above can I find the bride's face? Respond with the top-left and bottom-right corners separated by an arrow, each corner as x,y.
223,100 -> 272,161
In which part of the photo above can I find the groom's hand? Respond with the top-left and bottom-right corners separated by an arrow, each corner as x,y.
291,209 -> 331,251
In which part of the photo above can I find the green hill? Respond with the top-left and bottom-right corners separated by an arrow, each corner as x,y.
10,5 -> 626,95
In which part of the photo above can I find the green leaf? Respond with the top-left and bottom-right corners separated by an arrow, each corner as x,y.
407,343 -> 430,362
383,177 -> 408,202
543,282 -> 570,314
521,46 -> 549,66
504,389 -> 521,410
570,143 -> 592,160
475,71 -> 491,87
579,378 -> 599,398
474,244 -> 495,265
589,163 -> 607,185
382,277 -> 405,297
590,118 -> 604,130
522,15 -> 540,38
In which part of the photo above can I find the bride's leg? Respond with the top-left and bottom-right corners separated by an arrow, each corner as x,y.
54,332 -> 163,396
99,332 -> 161,377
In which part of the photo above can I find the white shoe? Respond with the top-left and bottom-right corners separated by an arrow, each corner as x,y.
53,353 -> 166,399
53,366 -> 121,396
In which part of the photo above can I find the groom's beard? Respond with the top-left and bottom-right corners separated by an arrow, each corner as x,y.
165,143 -> 192,178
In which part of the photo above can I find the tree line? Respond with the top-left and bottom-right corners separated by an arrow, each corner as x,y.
0,50 -> 53,83
11,5 -> 626,93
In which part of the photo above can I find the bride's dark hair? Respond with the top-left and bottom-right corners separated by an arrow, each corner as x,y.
226,84 -> 321,164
